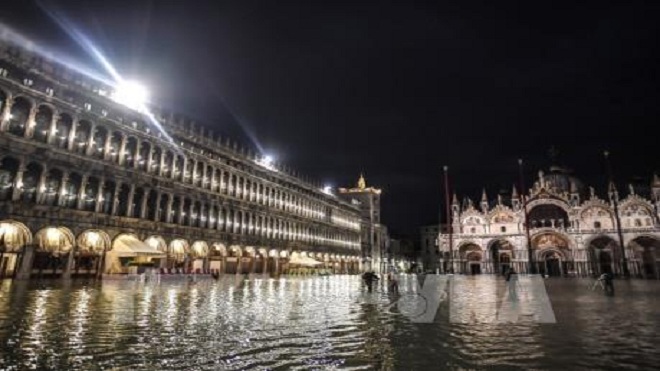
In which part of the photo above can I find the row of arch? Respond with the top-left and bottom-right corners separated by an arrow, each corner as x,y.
459,202 -> 656,236
0,90 -> 360,231
0,220 -> 361,278
445,232 -> 660,279
0,155 -> 360,249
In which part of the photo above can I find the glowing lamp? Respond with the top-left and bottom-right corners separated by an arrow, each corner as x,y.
111,80 -> 149,111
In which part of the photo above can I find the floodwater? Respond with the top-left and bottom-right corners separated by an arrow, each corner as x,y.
0,275 -> 658,370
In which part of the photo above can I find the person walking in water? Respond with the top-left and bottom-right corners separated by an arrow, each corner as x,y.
387,271 -> 399,294
505,267 -> 518,301
362,271 -> 380,292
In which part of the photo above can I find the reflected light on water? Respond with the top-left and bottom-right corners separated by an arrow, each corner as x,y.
0,276 -> 658,370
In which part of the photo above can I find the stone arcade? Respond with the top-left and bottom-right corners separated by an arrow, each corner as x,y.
0,41 -> 362,279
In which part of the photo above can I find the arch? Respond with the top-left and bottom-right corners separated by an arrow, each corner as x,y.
76,229 -> 111,255
528,203 -> 569,229
34,226 -> 74,255
211,242 -> 227,257
169,238 -> 189,262
486,238 -> 515,275
0,220 -> 33,252
7,96 -> 31,136
585,235 -> 620,275
63,172 -> 82,209
21,162 -> 43,204
33,104 -> 53,143
73,120 -> 92,155
54,113 -> 73,149
628,235 -> 660,279
0,156 -> 19,201
90,125 -> 108,159
42,168 -> 63,206
108,131 -> 122,163
190,241 -> 209,258
144,235 -> 168,252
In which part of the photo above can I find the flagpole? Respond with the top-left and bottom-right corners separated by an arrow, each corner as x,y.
518,159 -> 535,274
603,151 -> 630,278
443,166 -> 453,273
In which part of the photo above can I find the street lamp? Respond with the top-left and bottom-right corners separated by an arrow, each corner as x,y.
603,151 -> 630,278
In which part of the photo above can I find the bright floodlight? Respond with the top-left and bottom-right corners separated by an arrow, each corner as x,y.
111,80 -> 149,111
323,185 -> 333,195
263,155 -> 273,165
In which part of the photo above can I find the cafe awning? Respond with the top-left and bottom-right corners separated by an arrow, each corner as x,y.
288,254 -> 324,267
111,235 -> 166,257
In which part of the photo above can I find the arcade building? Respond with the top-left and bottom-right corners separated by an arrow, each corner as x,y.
0,41 -> 363,279
438,166 -> 660,278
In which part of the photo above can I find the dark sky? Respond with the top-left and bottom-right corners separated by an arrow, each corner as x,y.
3,0 -> 660,237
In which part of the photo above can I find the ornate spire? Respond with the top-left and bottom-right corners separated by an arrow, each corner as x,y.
357,174 -> 366,190
512,185 -> 518,198
628,183 -> 635,195
452,193 -> 459,205
481,188 -> 488,202
653,173 -> 660,186
497,194 -> 503,205
570,179 -> 578,194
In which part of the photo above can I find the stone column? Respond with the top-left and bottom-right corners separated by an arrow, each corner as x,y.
15,245 -> 35,280
199,204 -> 206,228
110,181 -> 121,216
0,96 -> 13,132
46,113 -> 58,144
23,106 -> 37,138
145,146 -> 154,174
76,174 -> 89,210
57,172 -> 70,207
95,177 -> 106,213
154,191 -> 162,222
85,123 -> 96,156
133,141 -> 141,169
11,162 -> 26,201
126,184 -> 136,217
165,194 -> 174,223
158,152 -> 166,177
66,119 -> 77,151
118,135 -> 127,165
176,198 -> 184,225
61,248 -> 75,280
140,187 -> 151,219
35,166 -> 47,204
102,132 -> 112,161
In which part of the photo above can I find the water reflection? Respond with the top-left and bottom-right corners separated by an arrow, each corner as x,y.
0,276 -> 658,370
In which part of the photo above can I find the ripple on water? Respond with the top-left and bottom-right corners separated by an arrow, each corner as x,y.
0,276 -> 659,370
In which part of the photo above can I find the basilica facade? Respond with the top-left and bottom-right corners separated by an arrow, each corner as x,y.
0,41 -> 362,279
438,167 -> 660,278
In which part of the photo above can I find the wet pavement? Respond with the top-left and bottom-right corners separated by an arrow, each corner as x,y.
0,275 -> 658,370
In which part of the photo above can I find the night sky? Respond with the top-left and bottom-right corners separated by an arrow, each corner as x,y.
3,1 -> 660,237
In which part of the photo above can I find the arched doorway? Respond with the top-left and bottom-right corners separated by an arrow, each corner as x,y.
33,227 -> 74,278
458,243 -> 482,275
629,236 -> 660,279
190,241 -> 209,273
226,245 -> 242,274
145,236 -> 168,269
209,243 -> 227,274
532,232 -> 570,276
169,239 -> 189,270
587,236 -> 619,276
75,230 -> 110,277
0,220 -> 32,278
488,239 -> 514,275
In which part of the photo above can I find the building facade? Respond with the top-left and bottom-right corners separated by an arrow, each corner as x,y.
438,166 -> 660,278
339,175 -> 389,273
420,224 -> 440,271
0,41 -> 362,279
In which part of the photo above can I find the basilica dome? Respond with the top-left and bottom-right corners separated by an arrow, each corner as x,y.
542,165 -> 585,195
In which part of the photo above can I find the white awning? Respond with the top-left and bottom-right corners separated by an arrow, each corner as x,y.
289,255 -> 324,267
112,235 -> 166,257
